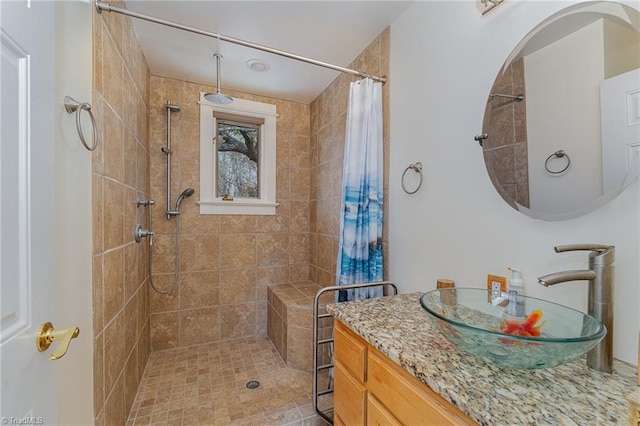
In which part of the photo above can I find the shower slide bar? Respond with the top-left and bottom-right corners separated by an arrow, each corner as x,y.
95,1 -> 387,84
312,281 -> 398,424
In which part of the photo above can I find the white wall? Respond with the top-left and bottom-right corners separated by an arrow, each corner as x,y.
390,1 -> 640,365
55,1 -> 94,423
527,20 -> 604,214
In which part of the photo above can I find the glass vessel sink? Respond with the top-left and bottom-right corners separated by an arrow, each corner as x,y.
420,288 -> 606,370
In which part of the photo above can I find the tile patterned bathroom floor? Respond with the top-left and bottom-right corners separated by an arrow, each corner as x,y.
126,336 -> 332,426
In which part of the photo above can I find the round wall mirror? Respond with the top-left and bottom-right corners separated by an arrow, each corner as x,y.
481,1 -> 640,221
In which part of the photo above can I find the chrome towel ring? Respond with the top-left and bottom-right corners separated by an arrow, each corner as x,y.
545,150 -> 570,175
401,162 -> 423,194
64,96 -> 98,151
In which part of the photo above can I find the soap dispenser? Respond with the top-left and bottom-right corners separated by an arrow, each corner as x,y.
505,267 -> 526,318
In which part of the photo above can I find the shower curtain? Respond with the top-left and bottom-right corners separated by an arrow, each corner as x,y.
336,77 -> 384,302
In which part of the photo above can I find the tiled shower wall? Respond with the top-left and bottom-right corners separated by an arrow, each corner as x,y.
148,78 -> 311,350
482,57 -> 529,209
92,3 -> 152,425
310,28 -> 391,286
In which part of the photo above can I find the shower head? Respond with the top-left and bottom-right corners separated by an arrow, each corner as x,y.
204,53 -> 233,105
204,92 -> 233,105
175,188 -> 195,211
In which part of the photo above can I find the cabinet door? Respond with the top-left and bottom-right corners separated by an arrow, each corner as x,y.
334,362 -> 366,426
334,319 -> 367,382
367,394 -> 402,426
368,350 -> 475,425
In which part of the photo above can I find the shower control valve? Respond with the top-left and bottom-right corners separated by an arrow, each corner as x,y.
135,224 -> 154,243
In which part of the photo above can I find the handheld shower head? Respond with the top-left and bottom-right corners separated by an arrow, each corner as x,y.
175,188 -> 195,211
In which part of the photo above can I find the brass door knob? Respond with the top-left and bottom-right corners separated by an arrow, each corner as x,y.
36,322 -> 80,360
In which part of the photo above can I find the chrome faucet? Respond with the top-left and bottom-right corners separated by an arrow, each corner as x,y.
537,244 -> 615,373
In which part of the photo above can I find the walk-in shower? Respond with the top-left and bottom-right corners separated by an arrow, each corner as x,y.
135,101 -> 194,294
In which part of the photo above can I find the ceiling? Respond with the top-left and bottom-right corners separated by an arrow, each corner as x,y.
124,1 -> 412,104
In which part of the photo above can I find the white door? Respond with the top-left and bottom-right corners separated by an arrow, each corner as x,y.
1,0 -> 58,422
601,68 -> 640,193
1,1 -> 93,424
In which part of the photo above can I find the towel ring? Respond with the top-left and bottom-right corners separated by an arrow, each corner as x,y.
544,150 -> 570,174
64,96 -> 98,151
401,162 -> 423,194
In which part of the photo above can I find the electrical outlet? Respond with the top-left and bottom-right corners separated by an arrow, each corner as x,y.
487,274 -> 507,302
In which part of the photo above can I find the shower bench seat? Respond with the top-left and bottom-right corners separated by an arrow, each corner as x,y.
267,281 -> 334,373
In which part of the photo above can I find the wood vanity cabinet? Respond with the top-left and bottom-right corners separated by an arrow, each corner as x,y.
334,319 -> 477,426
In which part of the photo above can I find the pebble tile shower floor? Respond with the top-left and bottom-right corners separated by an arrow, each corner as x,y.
126,336 -> 331,425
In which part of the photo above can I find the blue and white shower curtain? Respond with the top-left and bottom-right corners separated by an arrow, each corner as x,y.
336,78 -> 384,302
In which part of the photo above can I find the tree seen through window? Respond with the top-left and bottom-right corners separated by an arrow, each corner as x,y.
216,119 -> 260,198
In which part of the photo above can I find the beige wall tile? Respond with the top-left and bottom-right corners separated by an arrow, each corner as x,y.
102,31 -> 124,117
93,16 -> 104,95
94,6 -> 152,424
180,271 -> 220,309
124,242 -> 138,300
256,301 -> 268,336
289,201 -> 309,232
220,234 -> 256,269
149,234 -> 176,274
275,99 -> 292,134
219,303 -> 256,339
257,201 -> 288,234
289,234 -> 309,265
290,135 -> 310,168
124,296 -> 138,353
291,103 -> 310,136
136,286 -> 148,339
103,248 -> 124,324
219,268 -> 256,304
104,310 -> 126,395
180,235 -> 219,271
124,349 -> 138,415
289,168 -> 310,201
103,179 -> 124,250
219,216 -> 257,234
150,312 -> 179,350
257,266 -> 289,288
277,133 -> 291,167
149,276 -> 179,312
180,81 -> 207,121
123,72 -> 137,135
257,234 -> 289,267
102,106 -> 124,182
289,264 -> 310,282
135,93 -> 148,146
93,255 -> 104,335
124,131 -> 137,188
177,119 -> 201,160
104,374 -> 126,426
180,307 -> 220,346
286,326 -> 312,372
138,321 -> 150,383
92,97 -> 105,176
93,333 -> 104,415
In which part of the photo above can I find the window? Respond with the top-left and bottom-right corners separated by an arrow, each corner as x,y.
199,94 -> 277,215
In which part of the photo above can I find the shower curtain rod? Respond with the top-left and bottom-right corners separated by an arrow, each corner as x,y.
95,0 -> 387,84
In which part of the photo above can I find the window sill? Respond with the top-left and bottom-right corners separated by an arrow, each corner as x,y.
198,200 -> 279,215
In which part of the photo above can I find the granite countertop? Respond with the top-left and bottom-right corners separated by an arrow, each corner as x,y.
327,292 -> 638,426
